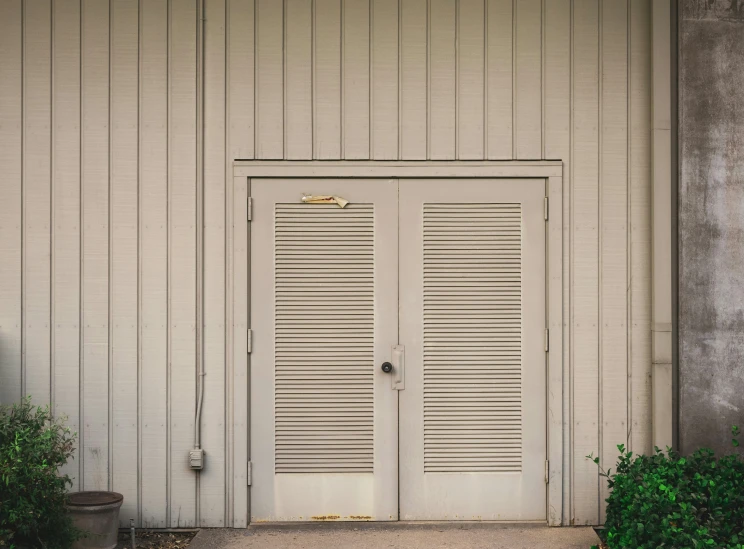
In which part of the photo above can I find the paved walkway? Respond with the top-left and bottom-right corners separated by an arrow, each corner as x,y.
189,524 -> 598,549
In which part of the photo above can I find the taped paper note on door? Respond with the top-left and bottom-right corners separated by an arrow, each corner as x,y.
301,195 -> 349,208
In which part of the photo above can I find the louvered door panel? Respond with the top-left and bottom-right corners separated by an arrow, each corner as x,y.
274,203 -> 375,473
399,179 -> 545,520
252,179 -> 398,521
423,204 -> 523,472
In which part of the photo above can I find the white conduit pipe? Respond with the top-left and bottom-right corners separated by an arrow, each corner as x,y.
194,0 -> 206,458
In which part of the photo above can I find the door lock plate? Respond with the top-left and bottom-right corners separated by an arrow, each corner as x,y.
392,345 -> 405,391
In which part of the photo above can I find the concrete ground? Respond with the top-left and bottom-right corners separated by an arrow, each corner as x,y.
189,523 -> 598,549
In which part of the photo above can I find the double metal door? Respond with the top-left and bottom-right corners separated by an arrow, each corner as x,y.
249,178 -> 546,522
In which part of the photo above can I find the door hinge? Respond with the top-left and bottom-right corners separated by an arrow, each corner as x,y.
545,460 -> 549,483
247,329 -> 253,353
544,196 -> 549,221
247,197 -> 253,221
247,461 -> 252,486
544,328 -> 549,352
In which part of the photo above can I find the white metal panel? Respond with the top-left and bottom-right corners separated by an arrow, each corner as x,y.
24,0 -> 52,405
231,174 -> 249,527
0,0 -> 659,527
314,0 -> 342,159
542,0 -> 571,526
256,0 -> 284,158
370,0 -> 399,159
342,0 -> 371,159
428,0 -> 456,160
169,0 -> 198,528
547,173 -> 564,526
52,0 -> 82,490
486,0 -> 512,159
400,0 -> 427,160
202,0 -> 227,527
600,0 -> 629,524
110,0 -> 139,523
285,0 -> 312,159
629,0 -> 652,457
140,0 -> 168,528
514,0 -> 542,159
0,0 -> 23,407
457,0 -> 485,159
227,0 -> 254,529
399,178 -> 546,520
81,0 -> 110,492
572,0 -> 600,525
228,0 -> 255,160
250,178 -> 399,521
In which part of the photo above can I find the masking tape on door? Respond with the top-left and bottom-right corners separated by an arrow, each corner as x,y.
301,195 -> 349,208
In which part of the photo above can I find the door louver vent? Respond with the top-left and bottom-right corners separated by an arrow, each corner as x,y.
274,203 -> 374,473
422,203 -> 523,473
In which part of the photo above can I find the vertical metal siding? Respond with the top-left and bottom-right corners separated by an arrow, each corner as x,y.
110,0 -> 139,524
599,0 -> 629,524
629,0 -> 653,461
0,0 -> 653,527
139,0 -> 168,528
168,0 -> 198,529
0,0 -> 24,408
571,0 -> 601,524
52,0 -> 82,492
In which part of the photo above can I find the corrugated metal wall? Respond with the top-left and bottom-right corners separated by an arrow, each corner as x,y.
0,0 -> 652,527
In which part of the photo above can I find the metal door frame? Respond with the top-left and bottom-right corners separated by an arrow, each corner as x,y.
229,160 -> 564,526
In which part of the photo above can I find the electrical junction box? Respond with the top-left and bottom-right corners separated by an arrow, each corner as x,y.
189,449 -> 205,470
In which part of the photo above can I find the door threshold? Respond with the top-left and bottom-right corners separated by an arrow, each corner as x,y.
248,520 -> 548,531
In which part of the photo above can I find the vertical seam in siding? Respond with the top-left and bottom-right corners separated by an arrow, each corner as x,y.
340,0 -> 345,158
625,0 -> 632,454
51,0 -> 56,411
483,0 -> 487,157
282,0 -> 288,158
225,0 -> 233,526
397,0 -> 401,160
253,0 -> 257,159
137,0 -> 143,525
108,0 -> 114,494
79,0 -> 85,491
368,0 -> 373,158
597,0 -> 603,521
166,0 -> 173,527
568,0 -> 574,523
282,0 -> 285,159
21,0 -> 26,401
540,0 -> 545,159
454,0 -> 459,160
425,0 -> 430,160
511,0 -> 516,159
312,0 -> 317,158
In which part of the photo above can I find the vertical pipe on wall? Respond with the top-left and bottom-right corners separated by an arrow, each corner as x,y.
194,0 -> 205,527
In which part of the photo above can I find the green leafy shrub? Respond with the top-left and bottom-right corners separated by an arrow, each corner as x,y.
590,426 -> 744,549
0,397 -> 80,549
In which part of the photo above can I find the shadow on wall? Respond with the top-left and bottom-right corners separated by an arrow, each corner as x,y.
687,0 -> 744,20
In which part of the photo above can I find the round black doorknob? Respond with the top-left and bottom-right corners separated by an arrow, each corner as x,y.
381,362 -> 393,373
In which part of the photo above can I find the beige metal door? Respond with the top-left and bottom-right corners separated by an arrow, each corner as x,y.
250,177 -> 546,522
398,179 -> 547,520
250,178 -> 399,522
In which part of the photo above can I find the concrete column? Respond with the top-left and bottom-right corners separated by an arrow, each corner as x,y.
679,0 -> 744,455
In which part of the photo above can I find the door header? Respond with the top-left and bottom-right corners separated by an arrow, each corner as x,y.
233,160 -> 562,179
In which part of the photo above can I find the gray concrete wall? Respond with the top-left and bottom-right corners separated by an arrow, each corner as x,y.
679,0 -> 744,454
